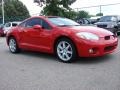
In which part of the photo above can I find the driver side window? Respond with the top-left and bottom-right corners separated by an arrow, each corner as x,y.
25,18 -> 51,30
25,18 -> 42,28
42,20 -> 51,30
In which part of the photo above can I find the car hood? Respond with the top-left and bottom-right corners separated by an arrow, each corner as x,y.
59,26 -> 113,37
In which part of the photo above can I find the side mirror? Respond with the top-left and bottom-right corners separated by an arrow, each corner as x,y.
33,25 -> 42,30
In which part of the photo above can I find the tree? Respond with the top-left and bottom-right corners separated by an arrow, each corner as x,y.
76,10 -> 90,19
34,0 -> 76,19
96,13 -> 103,16
34,0 -> 76,7
0,0 -> 30,23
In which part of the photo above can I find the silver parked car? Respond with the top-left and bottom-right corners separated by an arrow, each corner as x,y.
3,21 -> 21,35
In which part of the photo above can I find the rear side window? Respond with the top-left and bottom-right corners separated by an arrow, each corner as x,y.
12,23 -> 18,27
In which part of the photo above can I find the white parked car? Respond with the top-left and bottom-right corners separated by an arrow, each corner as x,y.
3,21 -> 21,35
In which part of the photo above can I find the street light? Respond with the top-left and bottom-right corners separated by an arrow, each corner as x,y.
2,0 -> 4,24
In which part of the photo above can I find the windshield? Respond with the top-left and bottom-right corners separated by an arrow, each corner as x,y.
47,17 -> 80,26
99,16 -> 117,22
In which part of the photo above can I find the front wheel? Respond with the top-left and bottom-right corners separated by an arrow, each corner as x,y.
9,37 -> 20,53
55,38 -> 77,63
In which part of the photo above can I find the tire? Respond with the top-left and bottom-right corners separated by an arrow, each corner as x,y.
8,37 -> 20,53
55,38 -> 77,63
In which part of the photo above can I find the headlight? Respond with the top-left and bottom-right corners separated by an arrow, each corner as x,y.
76,32 -> 99,40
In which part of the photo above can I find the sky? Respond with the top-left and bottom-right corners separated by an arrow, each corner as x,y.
19,0 -> 120,16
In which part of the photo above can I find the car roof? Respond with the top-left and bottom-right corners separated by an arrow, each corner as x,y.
29,16 -> 60,19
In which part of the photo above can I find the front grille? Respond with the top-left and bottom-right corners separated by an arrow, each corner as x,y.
104,45 -> 117,52
97,25 -> 107,28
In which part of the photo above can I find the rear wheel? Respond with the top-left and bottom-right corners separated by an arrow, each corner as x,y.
8,37 -> 20,53
55,38 -> 77,63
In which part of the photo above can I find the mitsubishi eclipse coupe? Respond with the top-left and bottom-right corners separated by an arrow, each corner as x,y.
6,16 -> 118,62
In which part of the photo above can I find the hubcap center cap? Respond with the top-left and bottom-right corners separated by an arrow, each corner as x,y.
63,49 -> 67,53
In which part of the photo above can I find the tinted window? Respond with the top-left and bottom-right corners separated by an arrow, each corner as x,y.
19,18 -> 51,30
42,20 -> 51,30
22,18 -> 51,30
12,23 -> 18,27
26,18 -> 42,28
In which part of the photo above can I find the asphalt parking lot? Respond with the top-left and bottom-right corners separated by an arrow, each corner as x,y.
0,36 -> 120,90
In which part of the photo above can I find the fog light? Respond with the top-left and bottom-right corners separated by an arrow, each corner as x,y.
89,49 -> 94,54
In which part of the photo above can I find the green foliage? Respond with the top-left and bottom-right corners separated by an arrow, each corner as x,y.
64,10 -> 77,20
77,10 -> 90,19
34,0 -> 76,19
34,0 -> 76,7
96,13 -> 103,16
0,0 -> 30,23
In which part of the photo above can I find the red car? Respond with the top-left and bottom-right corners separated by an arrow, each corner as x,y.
6,16 -> 118,62
0,24 -> 4,37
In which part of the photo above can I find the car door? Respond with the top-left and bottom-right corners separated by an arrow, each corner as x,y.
19,18 -> 53,52
38,19 -> 53,52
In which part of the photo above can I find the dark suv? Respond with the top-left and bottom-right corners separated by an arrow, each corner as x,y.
95,15 -> 120,35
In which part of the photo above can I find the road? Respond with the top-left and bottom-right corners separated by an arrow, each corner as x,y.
0,37 -> 120,90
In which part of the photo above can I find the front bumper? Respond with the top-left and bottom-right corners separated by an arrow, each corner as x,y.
75,37 -> 118,57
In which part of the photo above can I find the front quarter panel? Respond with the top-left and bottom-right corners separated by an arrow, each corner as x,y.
6,27 -> 20,46
51,27 -> 77,52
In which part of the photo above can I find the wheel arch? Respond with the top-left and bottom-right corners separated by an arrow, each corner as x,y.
7,35 -> 18,45
53,35 -> 78,55
7,35 -> 14,45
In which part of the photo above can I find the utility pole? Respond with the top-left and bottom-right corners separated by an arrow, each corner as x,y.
2,0 -> 4,24
100,5 -> 101,14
